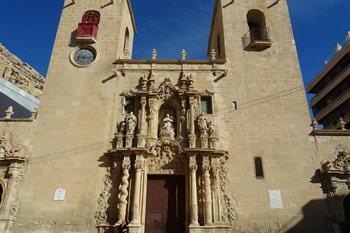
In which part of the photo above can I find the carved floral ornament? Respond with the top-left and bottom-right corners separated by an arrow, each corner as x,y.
321,144 -> 350,172
0,131 -> 27,160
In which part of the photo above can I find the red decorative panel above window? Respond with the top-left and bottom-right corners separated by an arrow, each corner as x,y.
76,10 -> 100,43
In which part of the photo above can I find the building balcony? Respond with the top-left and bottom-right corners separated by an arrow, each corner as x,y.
242,27 -> 272,50
313,90 -> 350,122
307,39 -> 350,93
310,64 -> 350,107
76,23 -> 98,43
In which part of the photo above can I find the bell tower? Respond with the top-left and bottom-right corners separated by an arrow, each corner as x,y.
16,0 -> 137,231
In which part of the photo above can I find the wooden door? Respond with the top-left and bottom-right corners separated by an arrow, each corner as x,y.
145,175 -> 185,233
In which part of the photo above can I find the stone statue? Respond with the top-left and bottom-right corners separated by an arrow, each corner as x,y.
118,121 -> 126,135
197,114 -> 208,136
160,114 -> 175,139
208,121 -> 216,136
125,112 -> 137,135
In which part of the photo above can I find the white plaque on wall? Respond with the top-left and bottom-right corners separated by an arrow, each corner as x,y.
53,188 -> 66,201
268,189 -> 283,209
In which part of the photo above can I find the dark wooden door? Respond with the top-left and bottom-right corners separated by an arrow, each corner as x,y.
145,175 -> 186,233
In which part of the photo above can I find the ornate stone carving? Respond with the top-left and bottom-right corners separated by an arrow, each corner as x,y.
116,157 -> 131,225
95,167 -> 113,225
147,139 -> 184,174
6,162 -> 26,220
157,78 -> 176,100
322,144 -> 350,171
219,157 -> 238,225
0,131 -> 27,158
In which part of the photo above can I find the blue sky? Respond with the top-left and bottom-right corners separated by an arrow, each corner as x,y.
0,0 -> 349,87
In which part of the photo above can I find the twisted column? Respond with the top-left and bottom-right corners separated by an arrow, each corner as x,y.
203,156 -> 213,225
189,155 -> 199,226
116,156 -> 131,225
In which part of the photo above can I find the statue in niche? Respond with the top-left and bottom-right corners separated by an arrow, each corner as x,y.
117,121 -> 126,135
208,121 -> 216,137
125,112 -> 137,135
160,114 -> 175,139
197,114 -> 208,136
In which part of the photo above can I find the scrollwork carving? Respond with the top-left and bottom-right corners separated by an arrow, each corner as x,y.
157,78 -> 177,100
95,167 -> 113,225
147,139 -> 185,174
0,131 -> 27,159
219,157 -> 238,225
322,144 -> 350,172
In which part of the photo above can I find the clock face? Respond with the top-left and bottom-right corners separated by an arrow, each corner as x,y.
73,48 -> 96,66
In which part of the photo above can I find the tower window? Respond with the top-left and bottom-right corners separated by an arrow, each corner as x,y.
124,28 -> 130,56
243,9 -> 271,50
254,157 -> 264,179
201,96 -> 213,114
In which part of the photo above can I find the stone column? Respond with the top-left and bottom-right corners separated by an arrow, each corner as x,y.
2,163 -> 23,218
203,156 -> 213,225
189,155 -> 199,226
188,97 -> 196,148
137,97 -> 147,147
130,155 -> 144,225
116,156 -> 131,225
211,158 -> 222,223
146,97 -> 157,145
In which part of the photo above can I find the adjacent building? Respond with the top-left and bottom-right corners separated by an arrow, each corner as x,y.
307,33 -> 350,130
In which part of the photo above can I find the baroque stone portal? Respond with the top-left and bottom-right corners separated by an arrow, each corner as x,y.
96,74 -> 237,233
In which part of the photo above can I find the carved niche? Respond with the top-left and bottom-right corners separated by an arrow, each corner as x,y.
0,131 -> 28,231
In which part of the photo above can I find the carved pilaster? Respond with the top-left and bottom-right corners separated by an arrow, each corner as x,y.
125,135 -> 134,148
202,156 -> 213,225
130,155 -> 144,225
3,163 -> 25,219
200,135 -> 209,148
137,97 -> 147,147
189,97 -> 196,148
116,134 -> 124,148
146,97 -> 157,145
95,167 -> 113,226
189,155 -> 199,226
211,158 -> 222,223
116,156 -> 131,225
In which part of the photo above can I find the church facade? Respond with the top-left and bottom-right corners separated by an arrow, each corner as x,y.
0,0 -> 349,233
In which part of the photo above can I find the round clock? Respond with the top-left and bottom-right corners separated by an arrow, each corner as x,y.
73,47 -> 96,66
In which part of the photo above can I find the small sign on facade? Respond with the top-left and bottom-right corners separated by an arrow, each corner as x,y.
53,188 -> 66,201
268,189 -> 283,209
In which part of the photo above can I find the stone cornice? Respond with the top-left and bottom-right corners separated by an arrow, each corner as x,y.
311,129 -> 350,136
